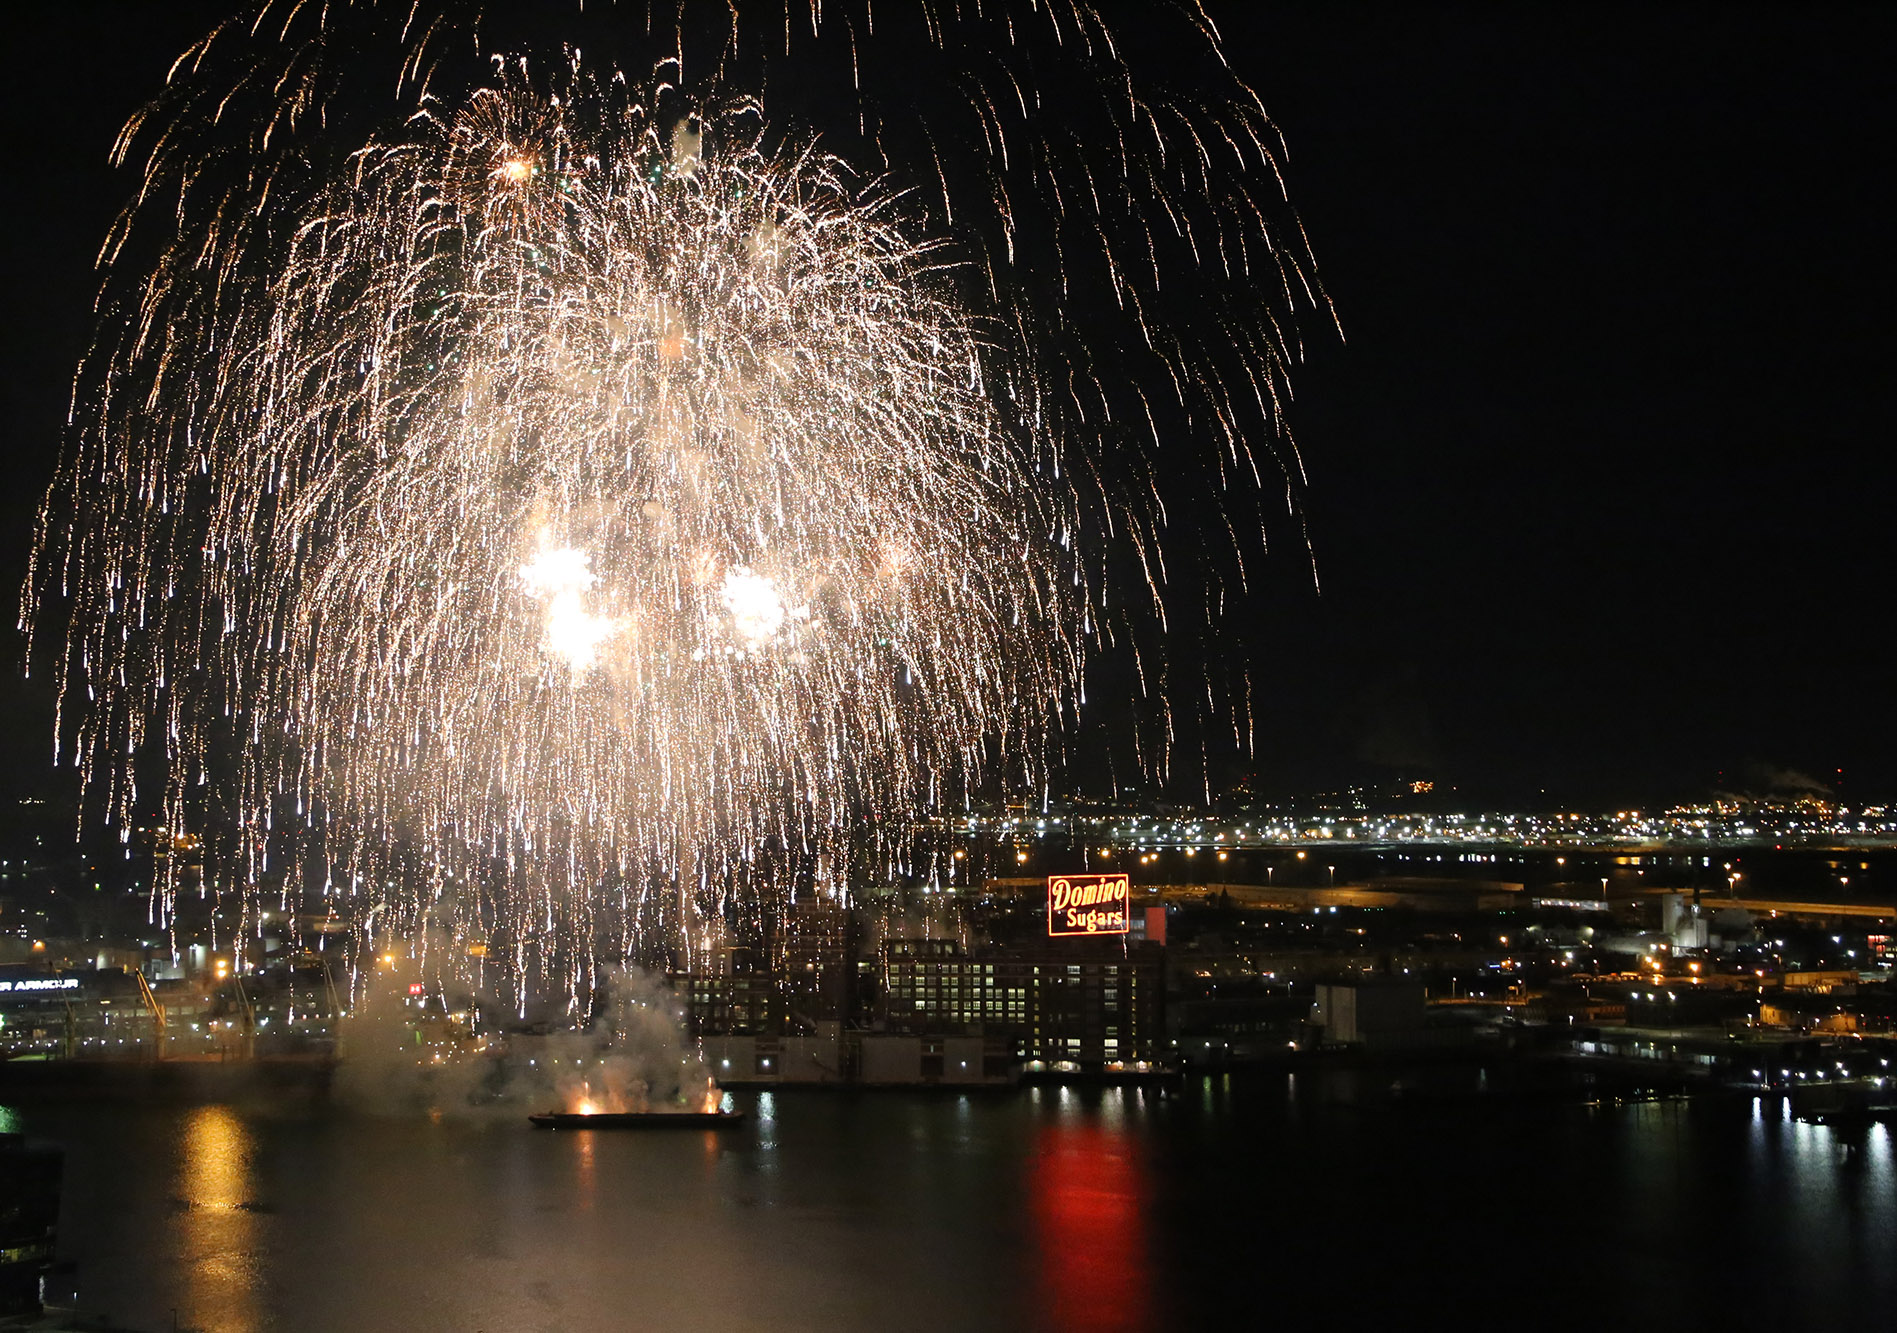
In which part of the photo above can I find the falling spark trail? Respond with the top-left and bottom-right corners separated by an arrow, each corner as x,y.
25,2 -> 1323,1009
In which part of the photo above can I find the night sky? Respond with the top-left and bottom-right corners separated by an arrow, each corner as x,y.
1226,2 -> 1895,805
2,2 -> 1891,811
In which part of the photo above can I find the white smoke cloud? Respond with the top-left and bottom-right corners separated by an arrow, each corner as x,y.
333,965 -> 715,1118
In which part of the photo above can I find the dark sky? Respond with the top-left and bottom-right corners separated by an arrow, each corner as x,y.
2,2 -> 1891,810
1215,2 -> 1895,805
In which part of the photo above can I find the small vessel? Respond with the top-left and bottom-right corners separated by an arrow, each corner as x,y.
528,1110 -> 746,1129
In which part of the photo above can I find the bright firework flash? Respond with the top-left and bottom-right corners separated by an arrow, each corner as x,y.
24,3 -> 1326,1010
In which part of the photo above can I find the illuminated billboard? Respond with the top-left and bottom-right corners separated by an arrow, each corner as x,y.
1047,873 -> 1131,937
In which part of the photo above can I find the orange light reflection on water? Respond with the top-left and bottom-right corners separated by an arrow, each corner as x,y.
175,1105 -> 262,1333
575,1129 -> 596,1212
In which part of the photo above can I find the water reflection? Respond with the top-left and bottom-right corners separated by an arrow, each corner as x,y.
17,1077 -> 1895,1330
173,1105 -> 262,1333
1030,1098 -> 1154,1332
754,1090 -> 778,1163
575,1128 -> 596,1211
1866,1123 -> 1893,1179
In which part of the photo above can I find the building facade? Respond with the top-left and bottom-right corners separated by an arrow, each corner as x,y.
879,938 -> 1165,1067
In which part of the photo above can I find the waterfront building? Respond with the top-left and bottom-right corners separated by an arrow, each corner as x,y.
674,972 -> 783,1035
878,937 -> 1165,1068
774,900 -> 855,1024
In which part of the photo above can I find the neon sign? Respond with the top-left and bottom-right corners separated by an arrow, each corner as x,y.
0,977 -> 81,993
1047,874 -> 1131,937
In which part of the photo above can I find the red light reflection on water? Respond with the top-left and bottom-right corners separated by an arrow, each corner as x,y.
1030,1119 -> 1153,1331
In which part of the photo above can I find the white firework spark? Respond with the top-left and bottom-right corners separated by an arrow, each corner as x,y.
25,3 -> 1324,1007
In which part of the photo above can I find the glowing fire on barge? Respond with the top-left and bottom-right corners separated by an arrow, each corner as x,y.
531,1078 -> 741,1129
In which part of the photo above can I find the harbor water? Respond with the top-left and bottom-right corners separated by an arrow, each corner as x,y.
4,1065 -> 1893,1331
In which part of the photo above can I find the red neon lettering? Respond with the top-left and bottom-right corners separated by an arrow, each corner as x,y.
1046,875 -> 1130,936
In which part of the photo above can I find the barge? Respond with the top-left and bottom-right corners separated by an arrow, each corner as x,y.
528,1110 -> 746,1129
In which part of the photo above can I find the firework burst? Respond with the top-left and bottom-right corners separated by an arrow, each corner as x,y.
26,3 -> 1322,1005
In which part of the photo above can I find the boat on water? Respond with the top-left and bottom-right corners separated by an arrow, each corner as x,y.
528,1110 -> 746,1129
